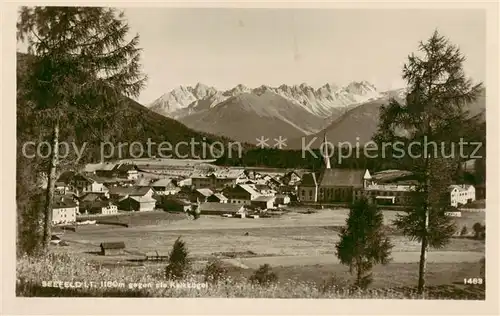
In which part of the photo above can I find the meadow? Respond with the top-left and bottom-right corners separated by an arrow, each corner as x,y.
19,208 -> 485,298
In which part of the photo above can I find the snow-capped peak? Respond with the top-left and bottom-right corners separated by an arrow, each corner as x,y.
148,80 -> 384,119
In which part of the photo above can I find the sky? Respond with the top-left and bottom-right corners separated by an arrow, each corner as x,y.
17,8 -> 486,105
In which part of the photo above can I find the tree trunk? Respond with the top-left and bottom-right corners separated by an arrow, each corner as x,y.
417,154 -> 431,297
42,119 -> 60,251
417,217 -> 428,296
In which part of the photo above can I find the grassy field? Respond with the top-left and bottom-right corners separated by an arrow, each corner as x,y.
40,208 -> 486,298
55,209 -> 485,265
16,252 -> 486,299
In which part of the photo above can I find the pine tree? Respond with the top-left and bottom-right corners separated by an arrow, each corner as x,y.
17,7 -> 146,251
335,197 -> 393,289
374,30 -> 482,296
165,237 -> 191,280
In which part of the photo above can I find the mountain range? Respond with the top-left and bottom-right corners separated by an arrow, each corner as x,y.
148,81 -> 384,143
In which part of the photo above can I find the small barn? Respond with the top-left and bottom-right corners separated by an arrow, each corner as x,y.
100,242 -> 125,256
251,195 -> 275,210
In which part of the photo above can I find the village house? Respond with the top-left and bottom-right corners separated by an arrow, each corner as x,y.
197,202 -> 246,216
113,163 -> 139,180
191,169 -> 248,189
207,193 -> 229,203
158,197 -> 192,212
192,188 -> 214,203
449,185 -> 476,207
107,186 -> 154,201
80,200 -> 118,215
223,184 -> 261,205
281,170 -> 303,186
151,178 -> 180,195
251,195 -> 275,210
100,242 -> 125,256
118,195 -> 156,212
364,183 -> 414,205
275,194 -> 291,205
55,181 -> 71,195
58,172 -> 109,195
52,197 -> 78,225
94,163 -> 118,178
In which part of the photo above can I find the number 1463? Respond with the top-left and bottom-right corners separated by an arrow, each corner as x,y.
464,278 -> 483,285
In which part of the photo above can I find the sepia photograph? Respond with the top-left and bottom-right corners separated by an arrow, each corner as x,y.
2,1 -> 499,314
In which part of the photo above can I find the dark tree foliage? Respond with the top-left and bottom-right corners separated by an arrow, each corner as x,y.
335,198 -> 393,289
374,30 -> 483,295
249,264 -> 278,286
17,7 -> 146,252
165,237 -> 190,280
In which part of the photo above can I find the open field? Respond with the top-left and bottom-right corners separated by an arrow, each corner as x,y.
224,261 -> 483,289
25,208 -> 486,298
56,209 -> 485,268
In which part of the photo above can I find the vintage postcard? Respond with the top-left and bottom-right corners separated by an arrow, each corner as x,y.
2,1 -> 499,315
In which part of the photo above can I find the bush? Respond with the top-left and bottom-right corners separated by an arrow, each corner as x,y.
320,274 -> 345,293
472,222 -> 485,240
460,225 -> 468,236
249,264 -> 278,286
165,237 -> 190,280
203,259 -> 228,284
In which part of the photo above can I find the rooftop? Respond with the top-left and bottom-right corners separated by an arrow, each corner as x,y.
196,188 -> 214,197
251,195 -> 275,202
319,169 -> 366,188
100,242 -> 125,249
108,186 -> 152,197
198,202 -> 245,213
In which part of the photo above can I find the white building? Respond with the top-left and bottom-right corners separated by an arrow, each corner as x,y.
52,198 -> 78,225
449,185 -> 476,207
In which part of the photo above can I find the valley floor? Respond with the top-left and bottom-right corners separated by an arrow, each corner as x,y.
41,208 -> 486,296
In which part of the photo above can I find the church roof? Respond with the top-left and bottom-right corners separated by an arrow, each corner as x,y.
318,169 -> 366,188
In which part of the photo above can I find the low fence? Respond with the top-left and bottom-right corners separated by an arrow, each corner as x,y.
458,208 -> 486,213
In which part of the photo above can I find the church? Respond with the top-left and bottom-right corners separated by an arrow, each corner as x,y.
298,135 -> 372,204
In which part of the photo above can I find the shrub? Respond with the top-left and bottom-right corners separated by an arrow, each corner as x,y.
203,259 -> 228,284
460,225 -> 468,236
249,264 -> 278,286
165,237 -> 190,280
320,274 -> 345,293
472,222 -> 485,240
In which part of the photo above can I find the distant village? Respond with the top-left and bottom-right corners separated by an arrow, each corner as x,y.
46,149 -> 483,227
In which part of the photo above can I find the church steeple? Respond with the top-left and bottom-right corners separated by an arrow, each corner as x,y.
322,133 -> 331,169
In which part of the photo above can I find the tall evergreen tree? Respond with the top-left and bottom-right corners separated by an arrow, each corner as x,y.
17,7 -> 146,251
374,30 -> 482,296
335,198 -> 393,289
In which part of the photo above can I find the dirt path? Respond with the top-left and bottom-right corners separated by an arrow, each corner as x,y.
225,251 -> 484,269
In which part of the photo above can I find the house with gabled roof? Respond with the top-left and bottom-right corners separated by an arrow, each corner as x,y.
118,195 -> 156,212
251,195 -> 275,210
449,184 -> 476,207
52,197 -> 78,225
223,184 -> 261,205
108,186 -> 154,202
113,163 -> 139,180
207,193 -> 229,203
151,178 -> 180,195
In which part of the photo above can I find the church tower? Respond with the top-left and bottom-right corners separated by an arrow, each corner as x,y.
322,133 -> 331,169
